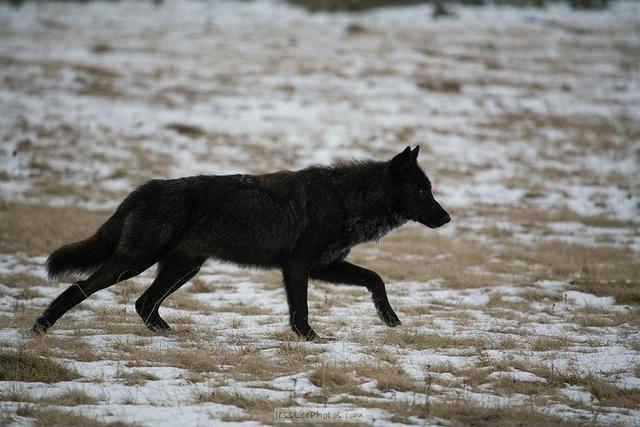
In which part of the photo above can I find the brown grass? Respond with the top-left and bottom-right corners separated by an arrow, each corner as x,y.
0,351 -> 79,383
441,366 -> 491,392
579,375 -> 640,409
354,363 -> 424,393
28,335 -> 99,362
362,345 -> 398,365
187,276 -> 213,293
531,336 -> 570,352
214,303 -> 273,316
276,341 -> 321,364
350,227 -> 501,287
309,363 -> 358,394
382,328 -> 488,350
499,240 -> 637,285
120,343 -> 302,382
0,202 -> 108,256
1,272 -> 43,288
88,307 -> 153,336
162,291 -> 211,312
0,390 -> 35,403
492,359 -> 640,408
196,390 -> 292,418
493,376 -> 555,397
343,396 -> 585,426
117,370 -> 158,386
43,388 -> 98,405
16,406 -> 131,427
571,278 -> 640,306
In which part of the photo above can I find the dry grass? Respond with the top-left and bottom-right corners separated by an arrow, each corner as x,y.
16,406 -> 131,427
309,361 -> 427,395
162,291 -> 211,312
499,240 -> 637,286
437,366 -> 491,392
350,226 -> 500,287
572,306 -> 639,328
43,388 -> 98,405
571,278 -> 640,306
531,336 -> 571,352
0,350 -> 79,383
343,396 -> 586,426
119,343 -> 302,382
0,390 -> 35,403
187,276 -> 214,293
491,359 -> 640,408
214,303 -> 273,316
497,337 -> 522,350
309,363 -> 359,394
197,389 -> 291,409
354,363 -> 425,393
276,341 -> 321,364
27,335 -> 99,362
269,328 -> 301,342
87,307 -> 154,336
362,345 -> 398,365
1,272 -> 43,288
0,202 -> 108,256
493,376 -> 555,397
427,399 -> 585,426
519,288 -> 562,303
578,375 -> 640,409
382,329 -> 488,350
117,370 -> 158,386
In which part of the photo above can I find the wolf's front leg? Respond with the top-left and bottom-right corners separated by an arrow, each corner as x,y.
310,261 -> 401,327
282,259 -> 317,341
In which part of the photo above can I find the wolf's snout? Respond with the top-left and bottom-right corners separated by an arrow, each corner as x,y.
434,212 -> 451,228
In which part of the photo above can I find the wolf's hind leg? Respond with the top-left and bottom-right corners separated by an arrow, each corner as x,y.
33,255 -> 157,334
135,255 -> 205,331
310,261 -> 401,327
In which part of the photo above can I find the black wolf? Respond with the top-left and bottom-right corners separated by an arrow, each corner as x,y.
33,146 -> 450,340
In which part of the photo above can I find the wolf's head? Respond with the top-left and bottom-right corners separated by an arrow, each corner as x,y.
389,146 -> 451,229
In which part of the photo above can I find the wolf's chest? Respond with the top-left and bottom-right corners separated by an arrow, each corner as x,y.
314,215 -> 406,267
343,216 -> 404,246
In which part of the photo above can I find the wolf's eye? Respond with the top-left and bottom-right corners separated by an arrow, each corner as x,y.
419,190 -> 427,197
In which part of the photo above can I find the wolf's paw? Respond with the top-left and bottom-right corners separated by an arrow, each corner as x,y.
292,324 -> 318,341
378,308 -> 402,327
145,318 -> 171,332
31,317 -> 51,336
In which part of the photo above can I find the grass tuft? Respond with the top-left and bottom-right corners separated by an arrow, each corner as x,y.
0,351 -> 79,383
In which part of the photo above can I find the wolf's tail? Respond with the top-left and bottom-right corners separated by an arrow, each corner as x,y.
46,206 -> 129,281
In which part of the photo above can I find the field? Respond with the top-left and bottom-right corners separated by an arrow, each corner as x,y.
0,0 -> 639,425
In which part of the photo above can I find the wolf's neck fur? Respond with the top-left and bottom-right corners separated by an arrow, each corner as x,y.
327,160 -> 407,243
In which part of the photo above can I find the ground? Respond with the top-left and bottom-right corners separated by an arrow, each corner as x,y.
0,0 -> 639,426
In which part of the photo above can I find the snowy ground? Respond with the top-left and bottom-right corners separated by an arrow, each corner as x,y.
0,0 -> 639,425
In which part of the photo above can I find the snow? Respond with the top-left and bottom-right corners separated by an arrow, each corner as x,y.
488,370 -> 547,383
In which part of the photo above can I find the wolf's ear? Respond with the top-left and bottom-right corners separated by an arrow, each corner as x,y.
392,146 -> 412,162
390,146 -> 412,179
411,145 -> 420,161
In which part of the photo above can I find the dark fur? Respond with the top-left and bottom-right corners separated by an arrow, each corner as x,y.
33,146 -> 450,339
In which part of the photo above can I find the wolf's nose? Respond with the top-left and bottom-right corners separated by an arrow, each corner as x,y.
441,213 -> 451,225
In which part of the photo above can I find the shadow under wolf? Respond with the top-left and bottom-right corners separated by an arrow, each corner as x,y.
33,146 -> 450,340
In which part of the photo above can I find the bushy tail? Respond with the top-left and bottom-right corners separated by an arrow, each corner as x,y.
46,210 -> 127,281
